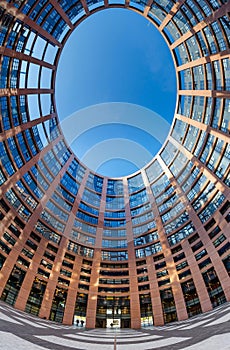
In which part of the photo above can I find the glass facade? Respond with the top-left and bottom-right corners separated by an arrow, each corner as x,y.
0,0 -> 229,330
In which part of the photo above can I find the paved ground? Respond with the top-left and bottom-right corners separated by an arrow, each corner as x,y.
0,301 -> 230,349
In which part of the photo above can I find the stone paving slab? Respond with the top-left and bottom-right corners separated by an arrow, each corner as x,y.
0,300 -> 230,350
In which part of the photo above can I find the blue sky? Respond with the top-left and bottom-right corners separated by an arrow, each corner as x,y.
56,8 -> 176,177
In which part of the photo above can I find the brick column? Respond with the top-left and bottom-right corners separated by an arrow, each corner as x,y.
86,178 -> 107,328
123,178 -> 141,329
146,255 -> 164,326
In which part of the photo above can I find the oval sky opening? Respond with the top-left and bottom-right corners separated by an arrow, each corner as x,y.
56,8 -> 177,177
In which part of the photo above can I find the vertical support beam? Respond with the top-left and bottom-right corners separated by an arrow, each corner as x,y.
62,255 -> 83,325
141,168 -> 188,322
39,236 -> 69,320
146,255 -> 164,326
158,151 -> 230,304
181,239 -> 212,313
62,168 -> 90,324
86,178 -> 107,328
13,155 -> 74,311
14,236 -> 47,311
123,178 -> 141,329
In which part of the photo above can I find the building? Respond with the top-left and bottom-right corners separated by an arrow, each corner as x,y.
0,0 -> 229,330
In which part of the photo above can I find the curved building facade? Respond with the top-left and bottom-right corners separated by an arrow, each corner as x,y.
0,0 -> 229,329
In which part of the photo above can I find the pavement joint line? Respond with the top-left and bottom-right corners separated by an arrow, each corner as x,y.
114,334 -> 117,350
